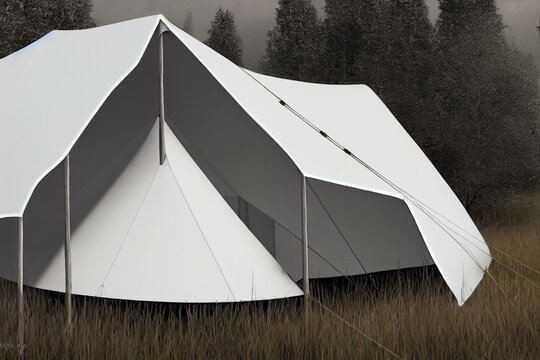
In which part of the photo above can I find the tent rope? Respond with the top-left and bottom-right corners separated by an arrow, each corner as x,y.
489,247 -> 540,276
484,270 -> 515,306
238,67 -> 538,287
310,296 -> 405,360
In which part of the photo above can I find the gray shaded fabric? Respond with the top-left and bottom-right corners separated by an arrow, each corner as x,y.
237,197 -> 276,257
163,33 -> 303,239
307,178 -> 434,275
305,182 -> 366,277
70,30 -> 160,231
274,222 -> 342,281
0,217 -> 22,282
21,164 -> 65,286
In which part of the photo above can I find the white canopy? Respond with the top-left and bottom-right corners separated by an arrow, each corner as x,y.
0,15 -> 491,305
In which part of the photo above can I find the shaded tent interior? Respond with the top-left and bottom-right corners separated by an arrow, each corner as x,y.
0,26 -> 434,298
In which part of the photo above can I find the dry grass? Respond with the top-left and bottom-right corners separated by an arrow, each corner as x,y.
0,194 -> 538,359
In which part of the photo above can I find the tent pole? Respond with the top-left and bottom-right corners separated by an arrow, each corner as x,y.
159,30 -> 166,165
17,216 -> 24,358
302,176 -> 309,312
64,154 -> 72,334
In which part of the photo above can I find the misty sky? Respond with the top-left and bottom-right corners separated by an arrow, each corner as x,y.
92,0 -> 540,69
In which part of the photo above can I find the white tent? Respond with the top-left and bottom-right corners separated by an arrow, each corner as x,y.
0,15 -> 491,305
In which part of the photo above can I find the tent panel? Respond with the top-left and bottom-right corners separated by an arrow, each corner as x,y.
0,15 -> 160,218
20,163 -> 65,290
406,202 -> 491,305
101,161 -> 235,302
274,224 -> 302,281
173,130 -> 237,198
2,34 -> 162,293
307,178 -> 434,274
164,124 -> 303,301
36,121 -> 161,295
306,183 -> 366,278
69,32 -> 159,231
274,224 -> 343,281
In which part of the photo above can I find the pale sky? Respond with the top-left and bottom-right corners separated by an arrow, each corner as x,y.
92,0 -> 540,69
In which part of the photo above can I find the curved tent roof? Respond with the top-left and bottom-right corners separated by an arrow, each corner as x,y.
0,15 -> 491,305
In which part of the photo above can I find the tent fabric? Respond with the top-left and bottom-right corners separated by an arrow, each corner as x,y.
0,119 -> 303,302
0,16 -> 161,218
0,15 -> 491,305
240,73 -> 492,304
160,34 -> 434,283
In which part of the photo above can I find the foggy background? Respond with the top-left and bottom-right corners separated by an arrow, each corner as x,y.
92,0 -> 540,69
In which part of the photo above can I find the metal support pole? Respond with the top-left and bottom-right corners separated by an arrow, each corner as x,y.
302,176 -> 309,309
64,154 -> 72,333
159,31 -> 166,165
17,216 -> 24,358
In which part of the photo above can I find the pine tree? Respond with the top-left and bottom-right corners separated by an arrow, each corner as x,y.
182,11 -> 193,35
0,0 -> 94,58
260,0 -> 321,82
205,8 -> 243,66
322,0 -> 385,85
383,0 -> 436,142
434,0 -> 540,209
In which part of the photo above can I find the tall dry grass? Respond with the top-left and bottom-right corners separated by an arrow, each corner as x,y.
0,194 -> 538,359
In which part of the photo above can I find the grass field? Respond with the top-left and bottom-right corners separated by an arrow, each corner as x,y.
0,194 -> 538,359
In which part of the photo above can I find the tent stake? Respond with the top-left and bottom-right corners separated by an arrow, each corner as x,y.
159,30 -> 166,165
64,154 -> 72,334
302,176 -> 309,312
